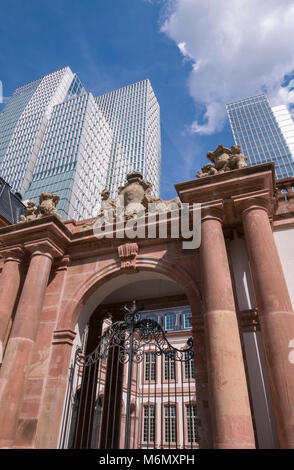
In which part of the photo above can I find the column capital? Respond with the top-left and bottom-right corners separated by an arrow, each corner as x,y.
0,245 -> 26,264
232,190 -> 272,219
24,239 -> 64,261
201,200 -> 224,223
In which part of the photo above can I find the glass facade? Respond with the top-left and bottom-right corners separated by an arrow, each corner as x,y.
95,79 -> 161,197
226,93 -> 294,179
0,69 -> 161,220
24,92 -> 112,220
0,68 -> 75,194
272,105 -> 294,160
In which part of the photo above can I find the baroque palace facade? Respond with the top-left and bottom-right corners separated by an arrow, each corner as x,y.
0,146 -> 293,449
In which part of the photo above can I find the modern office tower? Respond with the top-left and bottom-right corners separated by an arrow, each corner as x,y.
0,67 -> 77,194
226,93 -> 294,179
0,67 -> 112,220
24,93 -> 112,220
95,79 -> 161,197
272,105 -> 294,160
0,69 -> 161,220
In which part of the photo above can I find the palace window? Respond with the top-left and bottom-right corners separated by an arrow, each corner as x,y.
186,405 -> 199,443
183,312 -> 192,329
165,314 -> 176,331
143,405 -> 155,443
184,351 -> 195,379
145,352 -> 156,381
164,351 -> 176,380
164,405 -> 177,443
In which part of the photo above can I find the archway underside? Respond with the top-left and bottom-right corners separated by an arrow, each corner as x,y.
60,271 -> 201,450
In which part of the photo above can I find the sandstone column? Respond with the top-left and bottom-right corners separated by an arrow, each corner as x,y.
238,195 -> 294,448
0,243 -> 56,448
200,203 -> 255,449
0,247 -> 24,363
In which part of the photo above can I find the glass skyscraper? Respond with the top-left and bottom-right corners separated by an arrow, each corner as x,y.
226,93 -> 294,179
24,92 -> 112,220
95,79 -> 161,197
272,105 -> 294,160
0,68 -> 161,219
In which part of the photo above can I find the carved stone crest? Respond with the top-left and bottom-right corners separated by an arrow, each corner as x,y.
91,171 -> 181,228
118,242 -> 139,272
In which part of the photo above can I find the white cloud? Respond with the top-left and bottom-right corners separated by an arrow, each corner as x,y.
161,0 -> 294,134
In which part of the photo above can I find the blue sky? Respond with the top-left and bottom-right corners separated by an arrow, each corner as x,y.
1,0 -> 294,199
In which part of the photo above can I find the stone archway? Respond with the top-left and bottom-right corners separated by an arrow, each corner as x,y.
35,254 -> 205,449
60,255 -> 202,333
60,273 -> 199,449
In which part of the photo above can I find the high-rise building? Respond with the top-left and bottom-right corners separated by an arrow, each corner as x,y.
0,67 -> 76,195
95,79 -> 161,197
272,105 -> 294,159
226,93 -> 294,179
0,69 -> 161,219
24,92 -> 112,220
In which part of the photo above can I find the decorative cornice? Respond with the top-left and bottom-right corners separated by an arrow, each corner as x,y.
52,329 -> 76,346
117,242 -> 139,273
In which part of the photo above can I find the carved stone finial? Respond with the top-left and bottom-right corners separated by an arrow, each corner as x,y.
196,144 -> 249,178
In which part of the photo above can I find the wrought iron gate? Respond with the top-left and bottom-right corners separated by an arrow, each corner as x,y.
60,302 -> 199,449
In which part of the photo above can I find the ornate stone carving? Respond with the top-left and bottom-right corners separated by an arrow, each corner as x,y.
117,242 -> 139,272
20,200 -> 38,222
196,144 -> 248,178
196,163 -> 218,178
100,189 -> 117,220
38,193 -> 61,219
20,192 -> 62,222
90,171 -> 181,227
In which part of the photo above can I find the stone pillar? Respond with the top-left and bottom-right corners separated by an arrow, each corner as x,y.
237,195 -> 294,448
0,243 -> 57,447
14,256 -> 71,448
0,247 -> 24,362
200,203 -> 255,449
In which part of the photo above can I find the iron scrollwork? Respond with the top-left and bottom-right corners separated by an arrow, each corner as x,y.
84,301 -> 194,367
